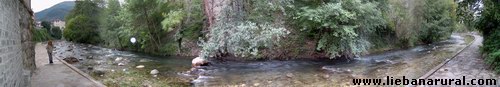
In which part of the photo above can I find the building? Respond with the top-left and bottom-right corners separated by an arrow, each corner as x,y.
52,20 -> 65,30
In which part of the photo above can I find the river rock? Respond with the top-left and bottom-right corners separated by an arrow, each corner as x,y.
150,69 -> 159,75
136,65 -> 145,69
115,57 -> 123,61
118,63 -> 125,66
253,83 -> 260,86
323,74 -> 330,78
192,57 -> 208,67
92,70 -> 106,76
63,57 -> 79,64
87,56 -> 94,59
286,73 -> 294,78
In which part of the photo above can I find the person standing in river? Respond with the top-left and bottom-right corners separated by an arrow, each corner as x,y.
47,40 -> 54,64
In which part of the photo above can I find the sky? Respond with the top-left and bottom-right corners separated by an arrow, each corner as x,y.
31,0 -> 75,13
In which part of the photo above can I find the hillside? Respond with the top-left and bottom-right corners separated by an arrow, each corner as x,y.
35,1 -> 75,21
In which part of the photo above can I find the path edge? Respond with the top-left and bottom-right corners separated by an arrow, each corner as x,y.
56,57 -> 107,87
417,34 -> 477,80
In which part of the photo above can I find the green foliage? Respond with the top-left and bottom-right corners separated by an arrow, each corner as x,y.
457,0 -> 481,30
201,21 -> 289,58
64,0 -> 101,44
100,0 -> 123,48
120,0 -> 182,54
477,0 -> 500,73
40,21 -> 62,39
293,0 -> 385,58
199,0 -> 290,58
161,10 -> 184,32
41,21 -> 52,29
418,0 -> 456,44
487,50 -> 500,73
49,27 -> 62,39
64,15 -> 100,43
32,28 -> 52,42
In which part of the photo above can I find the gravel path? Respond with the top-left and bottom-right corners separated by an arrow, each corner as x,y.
425,34 -> 499,86
30,43 -> 99,87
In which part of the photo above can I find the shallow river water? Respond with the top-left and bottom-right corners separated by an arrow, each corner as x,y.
53,34 -> 470,87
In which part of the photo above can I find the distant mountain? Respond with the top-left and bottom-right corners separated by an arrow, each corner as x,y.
35,1 -> 75,21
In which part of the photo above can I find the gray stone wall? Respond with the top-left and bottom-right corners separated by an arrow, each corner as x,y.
0,0 -> 34,87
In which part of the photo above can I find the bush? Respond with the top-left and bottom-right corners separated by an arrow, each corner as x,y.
32,28 -> 52,42
486,50 -> 500,73
64,15 -> 100,44
49,27 -> 62,39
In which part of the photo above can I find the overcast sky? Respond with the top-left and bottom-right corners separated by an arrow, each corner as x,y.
31,0 -> 75,13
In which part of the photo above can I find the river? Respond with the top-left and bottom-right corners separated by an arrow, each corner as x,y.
52,34 -> 472,87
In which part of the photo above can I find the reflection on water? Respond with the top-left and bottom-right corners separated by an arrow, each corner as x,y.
53,34 -> 468,87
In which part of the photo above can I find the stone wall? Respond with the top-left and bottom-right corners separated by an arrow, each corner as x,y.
0,0 -> 35,87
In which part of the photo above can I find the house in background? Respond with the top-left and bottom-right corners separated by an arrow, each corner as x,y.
52,19 -> 65,30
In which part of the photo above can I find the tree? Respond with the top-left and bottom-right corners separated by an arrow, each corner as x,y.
64,0 -> 101,44
294,0 -> 385,58
477,0 -> 500,73
50,27 -> 62,39
41,21 -> 52,30
100,0 -> 123,48
199,0 -> 290,58
64,15 -> 100,43
418,0 -> 457,44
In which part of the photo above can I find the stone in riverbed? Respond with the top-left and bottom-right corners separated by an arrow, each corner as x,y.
286,73 -> 294,78
87,56 -> 94,59
136,65 -> 145,69
118,63 -> 125,66
139,59 -> 151,62
192,57 -> 208,67
92,70 -> 106,76
63,57 -> 79,64
115,57 -> 123,61
150,69 -> 159,75
253,83 -> 260,86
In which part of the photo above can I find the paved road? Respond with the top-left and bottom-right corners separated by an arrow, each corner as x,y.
426,34 -> 499,86
30,43 -> 99,87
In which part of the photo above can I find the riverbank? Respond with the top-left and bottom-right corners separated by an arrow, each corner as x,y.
45,33 -> 475,86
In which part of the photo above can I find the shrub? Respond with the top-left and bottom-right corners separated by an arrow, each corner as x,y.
486,50 -> 500,73
49,27 -> 62,39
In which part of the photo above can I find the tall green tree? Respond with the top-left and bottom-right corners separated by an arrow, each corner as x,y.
64,0 -> 101,44
100,0 -> 123,48
120,0 -> 185,54
41,21 -> 52,30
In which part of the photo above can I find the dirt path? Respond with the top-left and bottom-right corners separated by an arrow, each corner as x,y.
425,34 -> 499,86
30,43 -> 101,87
